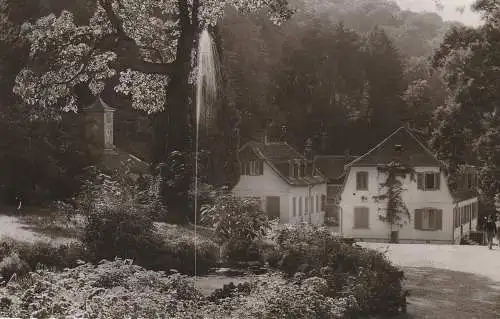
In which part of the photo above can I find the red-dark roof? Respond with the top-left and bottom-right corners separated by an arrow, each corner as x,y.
452,189 -> 479,203
240,141 -> 326,186
346,126 -> 442,168
314,155 -> 359,180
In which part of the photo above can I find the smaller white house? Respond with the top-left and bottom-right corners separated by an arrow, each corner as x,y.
336,126 -> 478,244
232,136 -> 327,225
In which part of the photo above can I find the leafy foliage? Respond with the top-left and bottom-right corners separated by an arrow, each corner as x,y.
373,161 -> 416,241
0,259 -> 362,318
273,223 -> 406,316
430,0 -> 500,208
201,191 -> 271,242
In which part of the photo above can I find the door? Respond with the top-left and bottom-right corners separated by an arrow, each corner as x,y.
266,196 -> 280,219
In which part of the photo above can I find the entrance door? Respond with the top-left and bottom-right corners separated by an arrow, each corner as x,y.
266,196 -> 280,219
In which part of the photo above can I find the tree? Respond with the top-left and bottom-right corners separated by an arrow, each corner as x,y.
365,27 -> 407,143
430,0 -> 500,209
373,160 -> 415,243
9,0 -> 293,223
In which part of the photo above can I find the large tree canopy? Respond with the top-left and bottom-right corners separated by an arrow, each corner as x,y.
11,0 -> 292,116
7,0 -> 293,222
431,0 -> 500,208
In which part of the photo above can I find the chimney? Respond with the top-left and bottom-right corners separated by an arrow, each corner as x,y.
253,130 -> 269,144
304,138 -> 313,160
344,149 -> 350,163
280,124 -> 287,142
321,131 -> 328,153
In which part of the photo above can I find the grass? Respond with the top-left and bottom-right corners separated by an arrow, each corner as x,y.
393,267 -> 500,319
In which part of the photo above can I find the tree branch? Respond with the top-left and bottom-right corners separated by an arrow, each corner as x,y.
98,0 -> 174,75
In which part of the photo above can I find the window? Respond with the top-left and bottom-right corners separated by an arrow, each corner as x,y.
311,195 -> 315,213
454,207 -> 459,228
241,160 -> 264,176
417,172 -> 440,191
292,197 -> 296,217
354,207 -> 369,229
289,160 -> 302,178
316,195 -> 319,213
321,194 -> 326,211
305,197 -> 309,214
356,172 -> 368,190
298,197 -> 302,216
415,208 -> 442,230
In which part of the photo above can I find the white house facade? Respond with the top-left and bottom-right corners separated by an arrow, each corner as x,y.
337,127 -> 478,244
233,139 -> 327,225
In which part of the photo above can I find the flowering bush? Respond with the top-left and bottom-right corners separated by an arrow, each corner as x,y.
272,223 -> 405,316
201,191 -> 271,242
0,260 -> 357,318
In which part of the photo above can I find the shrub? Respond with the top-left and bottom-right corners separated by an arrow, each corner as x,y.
0,240 -> 89,273
272,223 -> 405,317
0,252 -> 30,280
158,236 -> 219,275
222,239 -> 261,265
82,205 -> 159,263
225,275 -> 359,319
201,191 -> 271,242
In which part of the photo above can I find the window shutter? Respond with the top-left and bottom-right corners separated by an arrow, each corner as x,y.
298,197 -> 302,216
292,197 -> 296,216
259,160 -> 264,175
435,173 -> 441,190
436,209 -> 443,230
356,172 -> 361,190
417,173 -> 424,190
414,209 -> 423,230
354,207 -> 369,228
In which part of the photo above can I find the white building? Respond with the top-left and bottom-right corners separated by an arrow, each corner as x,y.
233,135 -> 327,225
335,126 -> 478,244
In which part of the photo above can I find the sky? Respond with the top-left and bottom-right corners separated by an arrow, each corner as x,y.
395,0 -> 483,26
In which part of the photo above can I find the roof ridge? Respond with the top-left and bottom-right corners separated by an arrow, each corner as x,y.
346,127 -> 405,167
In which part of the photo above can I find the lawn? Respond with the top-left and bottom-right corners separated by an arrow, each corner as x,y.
397,267 -> 500,319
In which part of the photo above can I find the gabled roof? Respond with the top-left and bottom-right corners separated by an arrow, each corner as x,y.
84,96 -> 115,112
98,148 -> 149,175
240,141 -> 326,186
314,155 -> 359,181
346,126 -> 442,168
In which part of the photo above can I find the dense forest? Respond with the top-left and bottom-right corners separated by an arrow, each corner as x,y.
0,0 -> 499,216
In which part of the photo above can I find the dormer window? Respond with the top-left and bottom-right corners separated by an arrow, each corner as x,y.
242,160 -> 264,176
289,160 -> 303,178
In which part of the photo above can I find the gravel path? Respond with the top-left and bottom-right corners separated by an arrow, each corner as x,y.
0,215 -> 76,245
361,242 -> 500,282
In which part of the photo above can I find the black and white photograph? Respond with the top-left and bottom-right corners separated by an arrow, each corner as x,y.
0,0 -> 499,318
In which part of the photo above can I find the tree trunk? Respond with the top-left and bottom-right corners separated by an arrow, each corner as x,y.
152,7 -> 197,224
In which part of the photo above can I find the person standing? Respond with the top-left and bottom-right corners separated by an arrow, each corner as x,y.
485,216 -> 497,249
496,214 -> 500,245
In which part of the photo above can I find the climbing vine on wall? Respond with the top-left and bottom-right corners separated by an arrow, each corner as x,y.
373,160 -> 415,242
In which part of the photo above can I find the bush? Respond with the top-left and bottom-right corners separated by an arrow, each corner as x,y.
0,252 -> 30,280
201,191 -> 271,242
82,205 -> 159,263
158,236 -> 219,276
0,240 -> 89,274
272,223 -> 405,317
222,239 -> 261,265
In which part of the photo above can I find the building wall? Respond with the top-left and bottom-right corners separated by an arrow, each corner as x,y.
287,183 -> 327,226
233,162 -> 291,222
453,197 -> 479,244
340,166 -> 455,243
232,162 -> 327,225
85,112 -> 105,147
